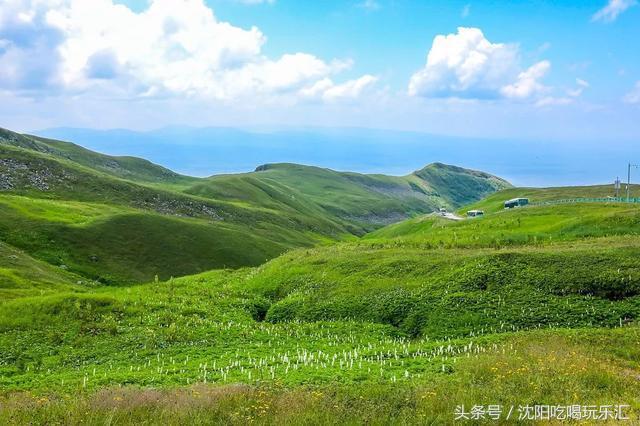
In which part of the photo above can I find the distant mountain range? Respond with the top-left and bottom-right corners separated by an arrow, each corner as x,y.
34,126 -> 640,187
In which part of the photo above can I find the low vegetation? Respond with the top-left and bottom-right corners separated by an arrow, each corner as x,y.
0,127 -> 639,423
0,127 -> 508,283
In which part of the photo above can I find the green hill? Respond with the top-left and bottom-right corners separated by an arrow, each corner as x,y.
0,241 -> 89,300
1,182 -> 639,422
0,128 -> 195,186
0,127 -> 509,283
241,199 -> 640,338
0,143 -> 341,283
186,162 -> 511,232
460,185 -> 640,214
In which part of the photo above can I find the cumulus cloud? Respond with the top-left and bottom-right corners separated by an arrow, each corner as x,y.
623,81 -> 640,104
300,75 -> 378,102
500,60 -> 550,99
0,0 -> 65,92
592,0 -> 637,22
408,27 -> 549,101
0,0 -> 372,102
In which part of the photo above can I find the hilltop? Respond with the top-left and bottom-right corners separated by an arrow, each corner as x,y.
0,127 -> 509,284
187,162 -> 510,230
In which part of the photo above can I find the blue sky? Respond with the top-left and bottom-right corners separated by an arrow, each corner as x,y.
199,0 -> 640,98
1,0 -> 639,141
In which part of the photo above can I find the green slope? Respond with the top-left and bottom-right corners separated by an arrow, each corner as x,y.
0,127 -> 510,284
0,241 -> 89,299
186,162 -> 511,233
1,127 -> 195,187
0,186 -> 639,422
0,195 -> 314,284
460,185 -> 640,214
364,203 -> 640,245
240,200 -> 640,337
0,143 -> 341,283
413,162 -> 511,206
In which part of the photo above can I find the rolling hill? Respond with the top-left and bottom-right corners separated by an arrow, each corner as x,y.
185,162 -> 510,230
0,127 -> 509,284
0,178 -> 639,422
243,203 -> 640,337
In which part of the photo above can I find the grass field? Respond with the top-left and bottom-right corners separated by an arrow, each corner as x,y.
1,197 -> 639,423
1,128 -> 639,424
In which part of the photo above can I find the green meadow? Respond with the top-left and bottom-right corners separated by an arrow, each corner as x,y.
0,128 -> 639,424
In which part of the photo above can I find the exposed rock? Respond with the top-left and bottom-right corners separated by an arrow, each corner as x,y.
133,195 -> 223,221
0,158 -> 73,192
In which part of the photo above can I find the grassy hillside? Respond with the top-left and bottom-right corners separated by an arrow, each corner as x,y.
242,198 -> 640,337
2,125 -> 638,422
246,238 -> 640,338
413,162 -> 511,207
186,162 -> 511,231
2,327 -> 638,424
0,195 -> 317,284
364,203 -> 640,246
0,127 -> 509,284
460,185 -> 640,214
0,241 -> 89,300
1,128 -> 195,187
0,144 -> 341,283
0,189 -> 639,422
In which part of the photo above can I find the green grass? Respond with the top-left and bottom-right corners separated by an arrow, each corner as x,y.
2,126 -> 640,423
186,162 -> 510,232
0,269 -> 638,423
365,203 -> 640,247
461,185 -> 640,214
0,195 -> 328,284
1,127 -> 510,284
244,238 -> 640,338
0,241 -> 89,300
0,144 -> 348,282
0,128 -> 197,187
1,327 -> 639,425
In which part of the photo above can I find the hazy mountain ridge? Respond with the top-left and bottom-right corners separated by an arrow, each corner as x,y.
34,126 -> 640,186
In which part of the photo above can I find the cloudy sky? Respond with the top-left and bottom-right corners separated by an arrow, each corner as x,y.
1,0 -> 639,141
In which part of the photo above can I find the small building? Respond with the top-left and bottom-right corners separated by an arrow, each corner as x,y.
467,210 -> 484,218
504,198 -> 529,209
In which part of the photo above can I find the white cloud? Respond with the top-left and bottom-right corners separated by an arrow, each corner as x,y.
623,81 -> 640,104
566,78 -> 589,97
409,27 -> 549,101
301,75 -> 378,102
500,60 -> 550,99
592,0 -> 637,23
0,0 -> 371,103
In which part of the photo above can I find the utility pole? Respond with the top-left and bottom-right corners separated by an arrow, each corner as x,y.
628,163 -> 640,201
615,177 -> 620,198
